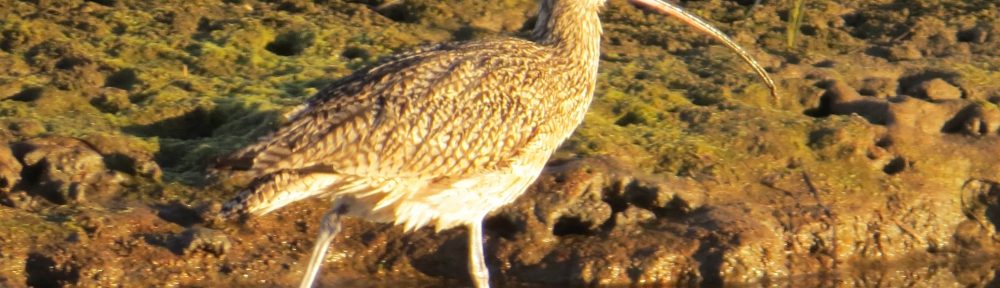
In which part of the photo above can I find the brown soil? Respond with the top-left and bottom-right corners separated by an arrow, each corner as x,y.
2,0 -> 1000,286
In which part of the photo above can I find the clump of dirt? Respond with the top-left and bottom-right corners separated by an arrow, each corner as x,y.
0,141 -> 20,195
15,136 -> 125,205
2,0 -> 1000,287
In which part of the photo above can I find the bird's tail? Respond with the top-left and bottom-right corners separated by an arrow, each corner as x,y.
218,170 -> 344,219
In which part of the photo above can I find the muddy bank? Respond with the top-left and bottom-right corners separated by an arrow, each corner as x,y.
2,0 -> 1000,286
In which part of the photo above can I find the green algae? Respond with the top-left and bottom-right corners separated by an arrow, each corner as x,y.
3,0 -> 1000,286
0,0 -> 976,210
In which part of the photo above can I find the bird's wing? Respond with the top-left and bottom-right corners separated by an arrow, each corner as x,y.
223,40 -> 557,179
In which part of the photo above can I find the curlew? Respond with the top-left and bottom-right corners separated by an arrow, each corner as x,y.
215,0 -> 778,287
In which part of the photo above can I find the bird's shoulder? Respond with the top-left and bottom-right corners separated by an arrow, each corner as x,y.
221,38 -> 559,176
302,38 -> 555,109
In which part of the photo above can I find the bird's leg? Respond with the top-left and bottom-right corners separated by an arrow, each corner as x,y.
300,203 -> 348,288
467,221 -> 490,288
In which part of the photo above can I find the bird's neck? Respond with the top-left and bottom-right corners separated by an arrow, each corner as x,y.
532,0 -> 603,67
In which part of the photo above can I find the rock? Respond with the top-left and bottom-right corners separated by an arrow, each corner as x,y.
959,179 -> 1000,246
2,191 -> 35,208
915,78 -> 962,100
0,143 -> 21,195
480,158 -> 726,285
196,201 -> 225,227
6,119 -> 47,138
958,26 -> 990,44
77,213 -> 110,237
51,57 -> 106,91
823,80 -> 891,124
0,125 -> 11,141
858,77 -> 897,98
0,53 -> 31,76
942,104 -> 1000,136
886,96 -> 965,135
0,79 -> 22,100
887,44 -> 922,61
91,87 -> 132,113
613,206 -> 655,227
8,87 -> 98,118
18,137 -> 124,204
23,252 -> 81,287
81,133 -> 161,180
180,227 -> 231,256
824,80 -> 862,103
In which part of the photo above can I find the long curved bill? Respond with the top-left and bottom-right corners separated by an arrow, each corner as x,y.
628,0 -> 780,100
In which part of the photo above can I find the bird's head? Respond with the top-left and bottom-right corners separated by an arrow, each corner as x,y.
535,0 -> 780,99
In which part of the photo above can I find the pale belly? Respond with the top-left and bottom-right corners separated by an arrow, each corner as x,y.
331,117 -> 583,232
284,143 -> 554,233
387,161 -> 546,231
377,118 -> 584,231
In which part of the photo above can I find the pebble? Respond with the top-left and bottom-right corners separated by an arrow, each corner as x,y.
19,137 -> 123,204
0,144 -> 21,194
916,78 -> 962,100
181,227 -> 231,257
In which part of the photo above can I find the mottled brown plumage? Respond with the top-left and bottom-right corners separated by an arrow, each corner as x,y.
221,36 -> 598,222
216,0 -> 777,287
